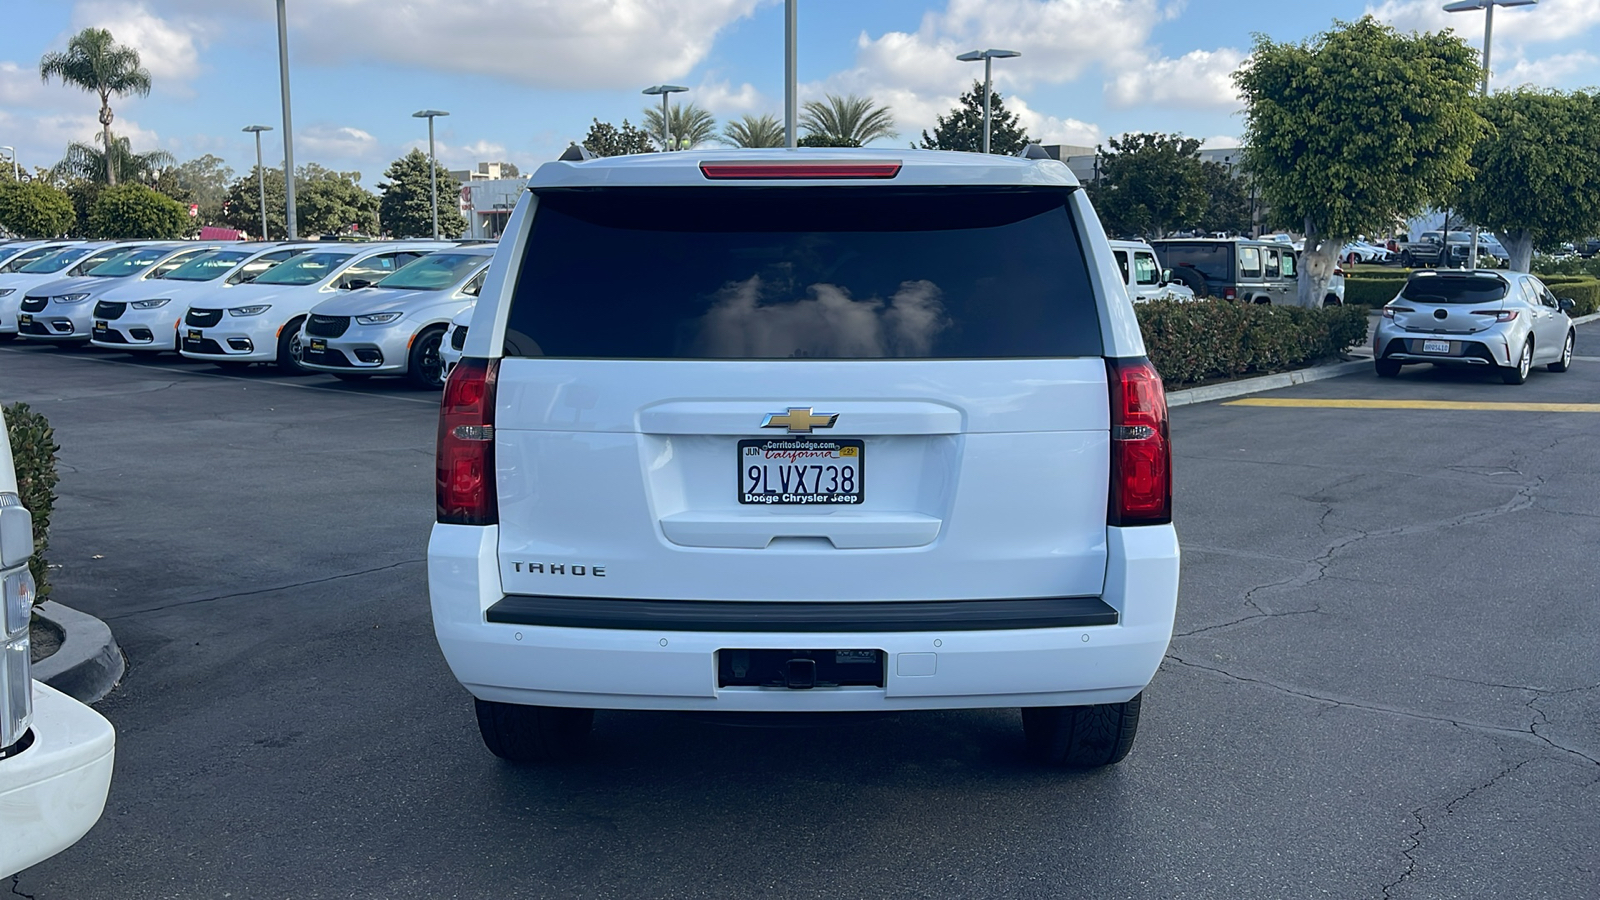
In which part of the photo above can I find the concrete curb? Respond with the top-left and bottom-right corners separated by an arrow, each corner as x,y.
32,600 -> 124,704
1573,312 -> 1600,326
1168,358 -> 1373,408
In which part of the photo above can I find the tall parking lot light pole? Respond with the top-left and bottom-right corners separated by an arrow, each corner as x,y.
1446,0 -> 1537,269
412,110 -> 450,239
785,0 -> 797,149
242,126 -> 273,239
275,0 -> 298,239
643,85 -> 689,151
957,49 -> 1021,154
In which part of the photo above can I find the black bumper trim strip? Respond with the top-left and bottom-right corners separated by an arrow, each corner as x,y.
485,595 -> 1119,632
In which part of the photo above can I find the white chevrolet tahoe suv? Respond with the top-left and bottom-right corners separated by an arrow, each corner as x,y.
429,149 -> 1179,768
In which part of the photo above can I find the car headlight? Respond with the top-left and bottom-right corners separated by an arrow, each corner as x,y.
54,293 -> 92,304
131,299 -> 171,309
354,312 -> 403,325
0,288 -> 13,298
228,305 -> 271,317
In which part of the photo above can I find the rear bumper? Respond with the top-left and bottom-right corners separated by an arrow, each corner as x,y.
0,682 -> 115,878
429,523 -> 1180,712
1375,334 -> 1513,367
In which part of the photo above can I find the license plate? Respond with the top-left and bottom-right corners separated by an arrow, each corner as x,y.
93,320 -> 108,333
18,314 -> 31,326
187,329 -> 202,341
739,438 -> 863,505
309,338 -> 326,353
1422,339 -> 1451,354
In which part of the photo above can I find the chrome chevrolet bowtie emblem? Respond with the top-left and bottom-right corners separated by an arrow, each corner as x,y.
761,407 -> 839,434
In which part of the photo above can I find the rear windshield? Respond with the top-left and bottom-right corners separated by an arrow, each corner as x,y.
375,252 -> 485,291
252,251 -> 355,286
160,249 -> 252,281
1155,243 -> 1233,284
505,188 -> 1102,359
19,246 -> 96,274
1400,274 -> 1509,305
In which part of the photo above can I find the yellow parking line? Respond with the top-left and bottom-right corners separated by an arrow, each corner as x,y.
1223,398 -> 1600,412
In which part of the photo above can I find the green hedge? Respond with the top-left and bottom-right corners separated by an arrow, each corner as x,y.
3,402 -> 58,600
1345,278 -> 1405,307
1136,301 -> 1371,387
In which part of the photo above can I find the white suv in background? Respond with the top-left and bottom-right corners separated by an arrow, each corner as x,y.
0,406 -> 115,878
180,242 -> 450,372
430,149 -> 1180,769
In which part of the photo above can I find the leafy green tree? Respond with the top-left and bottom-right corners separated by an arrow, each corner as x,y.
1086,133 -> 1208,239
1196,161 -> 1253,236
642,102 -> 717,150
0,180 -> 75,237
582,118 -> 657,157
296,164 -> 379,236
38,27 -> 152,187
801,94 -> 896,147
720,114 -> 786,148
51,137 -> 174,186
378,148 -> 467,238
171,154 -> 235,225
919,82 -> 1030,154
1454,89 -> 1600,273
220,165 -> 286,238
87,182 -> 189,238
1235,17 -> 1483,306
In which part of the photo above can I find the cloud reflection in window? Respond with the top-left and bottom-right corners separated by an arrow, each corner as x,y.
685,276 -> 951,359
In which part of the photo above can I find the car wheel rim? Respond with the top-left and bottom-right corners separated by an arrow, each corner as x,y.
1564,336 -> 1573,366
420,334 -> 443,386
1520,343 -> 1531,377
289,334 -> 302,365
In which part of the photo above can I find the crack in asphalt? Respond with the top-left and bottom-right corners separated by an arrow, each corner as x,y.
1164,654 -> 1600,768
1380,807 -> 1426,900
1172,606 -> 1325,638
7,874 -> 35,900
102,558 -> 426,619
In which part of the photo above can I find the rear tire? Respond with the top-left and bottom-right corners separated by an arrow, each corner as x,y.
276,317 -> 306,374
406,326 -> 448,389
474,699 -> 593,764
1501,338 -> 1533,385
1375,358 -> 1401,378
1022,692 -> 1143,768
1548,331 -> 1574,372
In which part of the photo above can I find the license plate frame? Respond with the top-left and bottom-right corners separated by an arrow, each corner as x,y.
738,438 -> 864,505
1421,339 -> 1452,354
187,329 -> 202,341
309,338 -> 327,353
18,314 -> 31,326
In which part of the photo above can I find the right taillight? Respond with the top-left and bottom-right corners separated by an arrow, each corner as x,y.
1107,357 -> 1172,526
437,357 -> 499,525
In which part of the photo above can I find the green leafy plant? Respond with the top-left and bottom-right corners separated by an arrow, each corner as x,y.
87,182 -> 189,238
1136,301 -> 1370,386
4,402 -> 59,600
377,149 -> 466,238
39,27 -> 153,187
800,94 -> 896,147
918,81 -> 1029,155
0,180 -> 75,237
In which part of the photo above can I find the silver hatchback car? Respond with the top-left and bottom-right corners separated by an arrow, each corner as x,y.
1374,270 -> 1576,384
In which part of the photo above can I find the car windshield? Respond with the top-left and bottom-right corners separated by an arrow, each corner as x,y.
71,248 -> 137,274
18,245 -> 95,274
373,253 -> 485,290
86,247 -> 172,277
252,251 -> 355,286
158,250 -> 253,281
1157,243 -> 1232,283
506,187 -> 1103,360
1400,274 -> 1509,305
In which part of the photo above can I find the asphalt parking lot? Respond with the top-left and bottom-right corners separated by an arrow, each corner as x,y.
6,331 -> 1599,900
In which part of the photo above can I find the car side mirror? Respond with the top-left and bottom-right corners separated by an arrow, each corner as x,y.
1559,297 -> 1575,313
343,279 -> 371,290
1160,268 -> 1173,286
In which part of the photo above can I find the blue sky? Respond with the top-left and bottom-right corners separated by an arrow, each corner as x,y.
3,0 -> 1597,188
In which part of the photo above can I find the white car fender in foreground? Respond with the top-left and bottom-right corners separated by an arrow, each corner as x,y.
0,680 -> 116,878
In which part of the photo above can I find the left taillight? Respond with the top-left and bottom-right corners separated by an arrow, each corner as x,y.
436,357 -> 499,525
1106,357 -> 1172,527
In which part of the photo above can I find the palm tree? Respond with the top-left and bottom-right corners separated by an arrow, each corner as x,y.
719,114 -> 786,148
39,27 -> 152,186
800,94 -> 897,147
641,102 -> 717,151
52,138 -> 175,185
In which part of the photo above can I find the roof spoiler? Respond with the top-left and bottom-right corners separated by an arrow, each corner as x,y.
559,143 -> 597,162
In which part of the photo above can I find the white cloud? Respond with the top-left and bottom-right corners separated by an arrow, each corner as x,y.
1368,0 -> 1600,44
695,80 -> 768,117
277,0 -> 760,89
69,1 -> 209,88
1007,96 -> 1099,147
1105,48 -> 1246,109
298,125 -> 379,162
1201,135 -> 1241,149
1493,50 -> 1600,88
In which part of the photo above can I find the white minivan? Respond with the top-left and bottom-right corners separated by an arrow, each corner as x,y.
430,149 -> 1180,769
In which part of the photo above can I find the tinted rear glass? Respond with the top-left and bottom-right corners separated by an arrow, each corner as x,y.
506,188 -> 1102,359
1400,274 -> 1508,305
1155,243 -> 1233,284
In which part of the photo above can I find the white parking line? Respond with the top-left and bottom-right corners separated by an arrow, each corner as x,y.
0,346 -> 441,405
